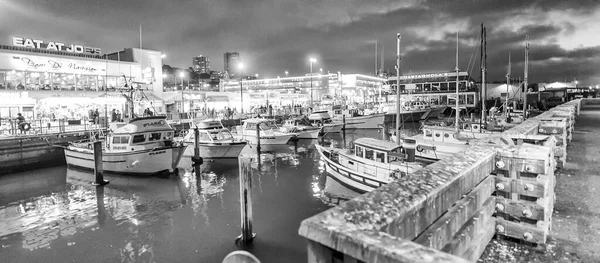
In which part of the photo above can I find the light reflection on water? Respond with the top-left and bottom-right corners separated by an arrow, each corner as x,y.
0,127 -> 417,262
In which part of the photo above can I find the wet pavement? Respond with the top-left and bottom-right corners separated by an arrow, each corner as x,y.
0,123 -> 420,263
480,104 -> 600,263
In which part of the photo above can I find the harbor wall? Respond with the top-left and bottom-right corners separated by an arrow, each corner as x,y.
299,99 -> 582,262
0,133 -> 88,175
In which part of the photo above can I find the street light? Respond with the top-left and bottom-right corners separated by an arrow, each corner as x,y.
319,68 -> 323,74
179,71 -> 185,113
285,71 -> 289,77
255,74 -> 259,79
161,54 -> 166,59
238,63 -> 244,114
309,58 -> 317,107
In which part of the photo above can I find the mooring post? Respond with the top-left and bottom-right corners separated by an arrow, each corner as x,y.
92,141 -> 108,186
342,114 -> 346,138
237,159 -> 256,244
191,127 -> 203,167
382,122 -> 389,141
255,123 -> 261,156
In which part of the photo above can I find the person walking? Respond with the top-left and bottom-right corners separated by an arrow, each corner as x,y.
16,113 -> 26,134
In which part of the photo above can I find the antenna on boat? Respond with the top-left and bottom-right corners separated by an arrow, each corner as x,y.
523,35 -> 529,119
505,53 -> 511,120
395,33 -> 402,146
480,24 -> 487,129
455,31 -> 460,132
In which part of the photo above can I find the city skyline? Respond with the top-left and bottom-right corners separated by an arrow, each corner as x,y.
1,0 -> 599,85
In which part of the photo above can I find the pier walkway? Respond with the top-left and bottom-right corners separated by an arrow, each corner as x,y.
299,99 -> 598,262
481,103 -> 600,262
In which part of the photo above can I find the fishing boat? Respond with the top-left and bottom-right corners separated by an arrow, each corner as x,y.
64,116 -> 187,175
307,111 -> 344,133
280,117 -> 321,139
181,119 -> 247,158
315,138 -> 432,193
383,100 -> 446,122
330,107 -> 385,129
237,118 -> 295,145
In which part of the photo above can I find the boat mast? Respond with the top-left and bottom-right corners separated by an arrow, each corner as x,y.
395,33 -> 401,145
480,24 -> 487,126
505,53 -> 511,120
523,35 -> 529,119
454,31 -> 460,132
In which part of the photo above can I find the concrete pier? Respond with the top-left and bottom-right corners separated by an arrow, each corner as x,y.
299,99 -> 593,262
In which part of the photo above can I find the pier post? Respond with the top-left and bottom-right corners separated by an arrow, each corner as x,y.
92,141 -> 108,186
382,122 -> 389,141
191,127 -> 203,166
237,159 -> 256,244
342,115 -> 346,138
255,123 -> 261,155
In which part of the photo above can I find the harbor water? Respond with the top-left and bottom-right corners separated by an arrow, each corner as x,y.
0,123 -> 419,263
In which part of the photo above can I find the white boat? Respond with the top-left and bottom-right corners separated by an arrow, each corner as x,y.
307,111 -> 344,133
330,108 -> 385,129
315,138 -> 432,193
280,118 -> 321,139
64,116 -> 187,175
238,118 -> 295,145
383,100 -> 445,122
181,119 -> 247,158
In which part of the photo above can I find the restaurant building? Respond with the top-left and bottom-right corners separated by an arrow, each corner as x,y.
0,36 -> 164,120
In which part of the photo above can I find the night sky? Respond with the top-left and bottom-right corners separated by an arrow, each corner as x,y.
1,0 -> 599,85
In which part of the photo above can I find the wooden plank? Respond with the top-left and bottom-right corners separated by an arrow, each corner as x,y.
495,196 -> 547,221
460,218 -> 496,262
495,218 -> 548,244
440,197 -> 495,256
493,176 -> 549,198
307,240 -> 333,263
413,176 -> 495,250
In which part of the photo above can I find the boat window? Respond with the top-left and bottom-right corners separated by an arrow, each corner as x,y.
435,133 -> 440,137
355,146 -> 364,158
112,136 -> 130,144
245,123 -> 256,130
444,133 -> 450,138
199,132 -> 212,141
132,134 -> 146,144
388,149 -> 399,162
217,130 -> 233,140
149,133 -> 161,141
376,152 -> 386,163
425,130 -> 432,137
259,123 -> 271,130
365,149 -> 374,160
164,132 -> 173,140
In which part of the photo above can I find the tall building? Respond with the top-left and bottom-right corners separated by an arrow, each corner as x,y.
223,52 -> 240,78
193,55 -> 210,73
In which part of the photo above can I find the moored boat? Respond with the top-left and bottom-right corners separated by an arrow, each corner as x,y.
181,119 -> 247,158
307,111 -> 344,133
315,138 -> 433,193
237,118 -> 295,145
64,116 -> 187,175
280,118 -> 321,139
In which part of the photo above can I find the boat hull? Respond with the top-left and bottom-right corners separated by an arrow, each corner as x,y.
321,123 -> 343,133
385,111 -> 426,123
334,114 -> 385,129
296,128 -> 321,139
64,145 -> 187,175
243,134 -> 293,145
183,141 -> 247,158
315,144 -> 387,193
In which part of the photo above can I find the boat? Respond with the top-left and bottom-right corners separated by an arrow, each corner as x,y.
280,117 -> 321,139
307,111 -> 344,133
383,100 -> 446,122
181,119 -> 247,158
237,118 -> 295,145
315,138 -> 432,193
64,116 -> 187,175
330,107 -> 385,129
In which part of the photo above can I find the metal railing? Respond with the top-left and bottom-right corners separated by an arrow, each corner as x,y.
0,118 -> 106,137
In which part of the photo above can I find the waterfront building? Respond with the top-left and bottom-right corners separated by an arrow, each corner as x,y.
0,36 -> 165,120
387,71 -> 475,94
223,52 -> 240,78
193,55 -> 210,73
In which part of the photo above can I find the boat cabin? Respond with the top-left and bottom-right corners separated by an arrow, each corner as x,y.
353,138 -> 405,164
107,116 -> 175,152
242,118 -> 279,133
308,111 -> 335,125
185,120 -> 235,142
283,117 -> 312,127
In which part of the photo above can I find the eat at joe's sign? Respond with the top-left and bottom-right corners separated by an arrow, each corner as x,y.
12,36 -> 102,55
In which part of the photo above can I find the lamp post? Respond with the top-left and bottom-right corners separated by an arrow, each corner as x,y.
309,58 -> 317,107
238,63 -> 244,114
285,71 -> 289,77
179,71 -> 185,113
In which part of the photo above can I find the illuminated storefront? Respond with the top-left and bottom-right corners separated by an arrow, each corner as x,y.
387,71 -> 475,94
0,36 -> 166,117
0,91 -> 36,119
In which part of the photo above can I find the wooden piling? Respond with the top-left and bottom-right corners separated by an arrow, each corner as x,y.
237,159 -> 256,244
191,127 -> 203,166
92,141 -> 108,186
255,123 -> 261,155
